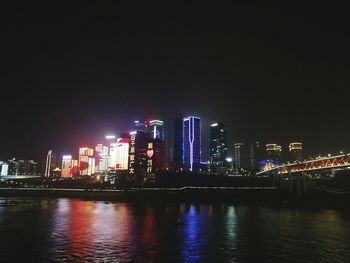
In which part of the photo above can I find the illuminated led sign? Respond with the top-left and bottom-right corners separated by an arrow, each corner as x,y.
147,142 -> 154,174
128,133 -> 136,174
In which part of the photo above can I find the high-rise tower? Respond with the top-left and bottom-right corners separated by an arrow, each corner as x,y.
289,142 -> 303,162
164,117 -> 183,171
183,116 -> 201,171
45,150 -> 57,178
209,123 -> 228,170
148,120 -> 164,140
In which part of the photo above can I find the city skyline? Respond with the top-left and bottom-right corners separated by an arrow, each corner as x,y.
0,115 -> 324,177
0,114 -> 347,162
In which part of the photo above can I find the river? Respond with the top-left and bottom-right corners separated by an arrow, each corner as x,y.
0,197 -> 349,262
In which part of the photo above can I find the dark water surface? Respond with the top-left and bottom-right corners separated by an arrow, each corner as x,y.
0,197 -> 350,263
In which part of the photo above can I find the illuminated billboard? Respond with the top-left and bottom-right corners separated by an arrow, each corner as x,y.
128,133 -> 136,175
147,142 -> 154,174
147,139 -> 165,174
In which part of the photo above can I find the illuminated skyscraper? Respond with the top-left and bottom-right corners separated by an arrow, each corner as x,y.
95,144 -> 109,173
134,120 -> 148,132
266,144 -> 282,163
165,117 -> 183,171
45,150 -> 57,178
146,139 -> 165,181
183,116 -> 201,171
7,159 -> 19,175
234,143 -> 245,169
148,120 -> 164,140
289,142 -> 303,162
61,155 -> 78,178
109,138 -> 129,171
248,141 -> 263,171
209,123 -> 228,170
26,160 -> 38,175
128,131 -> 151,180
79,147 -> 95,176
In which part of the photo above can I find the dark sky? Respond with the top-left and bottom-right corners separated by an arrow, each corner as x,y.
1,3 -> 350,161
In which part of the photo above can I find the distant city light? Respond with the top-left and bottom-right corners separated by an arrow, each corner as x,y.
130,131 -> 137,135
211,123 -> 218,127
226,157 -> 233,162
105,135 -> 116,139
62,155 -> 72,159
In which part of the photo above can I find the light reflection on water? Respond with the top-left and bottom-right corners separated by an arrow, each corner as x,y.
181,205 -> 205,262
0,197 -> 350,262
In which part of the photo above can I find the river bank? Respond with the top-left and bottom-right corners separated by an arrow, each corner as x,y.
1,187 -> 350,211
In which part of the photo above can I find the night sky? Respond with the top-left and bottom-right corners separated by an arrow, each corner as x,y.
1,3 -> 350,161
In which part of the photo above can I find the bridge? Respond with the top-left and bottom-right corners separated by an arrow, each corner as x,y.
257,154 -> 350,175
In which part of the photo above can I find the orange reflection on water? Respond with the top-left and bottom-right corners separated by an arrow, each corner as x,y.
54,200 -> 136,261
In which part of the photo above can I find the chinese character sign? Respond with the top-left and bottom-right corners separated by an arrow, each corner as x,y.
129,134 -> 136,174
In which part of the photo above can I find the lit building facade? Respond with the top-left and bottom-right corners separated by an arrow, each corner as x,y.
128,131 -> 151,180
0,161 -> 8,176
134,120 -> 148,132
45,150 -> 57,178
79,147 -> 95,176
18,160 -> 28,175
146,139 -> 165,175
248,142 -> 263,171
148,120 -> 164,140
266,144 -> 282,163
183,116 -> 201,171
26,160 -> 38,175
234,143 -> 245,170
165,117 -> 183,171
8,159 -> 19,175
109,138 -> 129,171
61,155 -> 79,178
289,142 -> 303,162
209,123 -> 228,170
95,144 -> 109,173
5,159 -> 37,176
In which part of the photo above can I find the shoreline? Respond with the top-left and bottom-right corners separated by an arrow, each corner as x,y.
1,187 -> 350,211
0,187 -> 278,201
